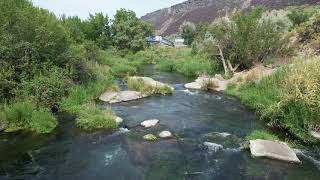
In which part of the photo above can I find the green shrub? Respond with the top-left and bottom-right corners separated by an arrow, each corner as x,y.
288,9 -> 312,27
19,67 -> 69,110
111,63 -> 137,78
3,101 -> 33,130
155,59 -> 176,72
76,104 -> 117,131
2,101 -> 57,133
175,59 -> 212,77
30,109 -> 58,134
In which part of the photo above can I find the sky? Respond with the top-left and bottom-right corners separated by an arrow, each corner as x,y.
32,0 -> 186,19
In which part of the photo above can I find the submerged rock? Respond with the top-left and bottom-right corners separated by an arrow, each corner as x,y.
99,90 -> 147,103
141,119 -> 159,128
143,134 -> 157,141
159,131 -> 173,138
249,139 -> 301,163
203,142 -> 223,153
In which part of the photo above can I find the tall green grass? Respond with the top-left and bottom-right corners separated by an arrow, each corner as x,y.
2,101 -> 57,133
76,104 -> 117,131
226,57 -> 320,144
127,78 -> 173,95
149,48 -> 214,77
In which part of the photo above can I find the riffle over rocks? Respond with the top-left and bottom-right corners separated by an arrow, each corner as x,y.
249,139 -> 301,163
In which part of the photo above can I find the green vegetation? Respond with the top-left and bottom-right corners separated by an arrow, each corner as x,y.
227,57 -> 320,144
2,101 -> 57,134
127,78 -> 173,95
76,104 -> 117,131
246,130 -> 279,141
144,48 -> 214,77
0,0 -> 152,133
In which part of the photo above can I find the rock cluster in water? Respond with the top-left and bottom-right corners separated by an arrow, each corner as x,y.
249,139 -> 301,163
100,77 -> 173,103
203,142 -> 224,153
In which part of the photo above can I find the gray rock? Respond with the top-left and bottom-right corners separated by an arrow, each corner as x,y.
129,76 -> 174,90
143,134 -> 157,141
184,81 -> 202,90
115,117 -> 124,124
0,123 -> 4,132
249,139 -> 301,163
100,90 -> 147,103
141,119 -> 159,128
159,131 -> 173,138
203,142 -> 223,153
310,131 -> 320,140
99,91 -> 118,102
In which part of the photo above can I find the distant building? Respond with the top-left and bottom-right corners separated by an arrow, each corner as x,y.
146,36 -> 174,47
174,37 -> 186,47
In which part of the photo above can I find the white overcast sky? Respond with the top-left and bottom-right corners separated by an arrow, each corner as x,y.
32,0 -> 185,19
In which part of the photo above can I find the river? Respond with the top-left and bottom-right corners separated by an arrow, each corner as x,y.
0,65 -> 320,180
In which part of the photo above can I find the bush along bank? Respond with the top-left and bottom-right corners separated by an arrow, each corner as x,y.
226,57 -> 320,145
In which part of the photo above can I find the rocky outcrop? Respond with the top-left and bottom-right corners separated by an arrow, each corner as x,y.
249,139 -> 301,163
128,76 -> 174,91
141,119 -> 160,128
159,131 -> 173,138
184,75 -> 227,91
142,0 -> 320,36
99,90 -> 147,103
0,122 -> 4,132
143,134 -> 158,141
185,65 -> 275,92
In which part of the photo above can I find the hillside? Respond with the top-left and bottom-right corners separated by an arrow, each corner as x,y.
141,0 -> 320,36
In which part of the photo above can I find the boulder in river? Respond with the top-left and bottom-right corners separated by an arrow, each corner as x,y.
141,119 -> 159,128
143,134 -> 157,141
203,142 -> 223,153
99,90 -> 147,103
159,131 -> 173,138
184,75 -> 227,92
249,139 -> 301,163
115,117 -> 124,124
128,76 -> 174,91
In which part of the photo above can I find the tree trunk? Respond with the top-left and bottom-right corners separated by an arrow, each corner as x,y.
218,45 -> 230,75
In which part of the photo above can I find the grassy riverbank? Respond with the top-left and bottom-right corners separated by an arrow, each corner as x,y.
226,57 -> 320,144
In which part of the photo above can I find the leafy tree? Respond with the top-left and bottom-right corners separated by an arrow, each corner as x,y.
83,13 -> 111,49
111,9 -> 153,52
180,22 -> 197,46
207,7 -> 288,75
0,0 -> 70,102
61,15 -> 86,43
288,9 -> 312,27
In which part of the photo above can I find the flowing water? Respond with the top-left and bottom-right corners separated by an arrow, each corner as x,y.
1,65 -> 320,180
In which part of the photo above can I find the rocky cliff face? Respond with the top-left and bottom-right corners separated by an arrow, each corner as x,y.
142,0 -> 320,36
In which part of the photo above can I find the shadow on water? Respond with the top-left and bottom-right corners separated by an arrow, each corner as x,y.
1,65 -> 320,180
